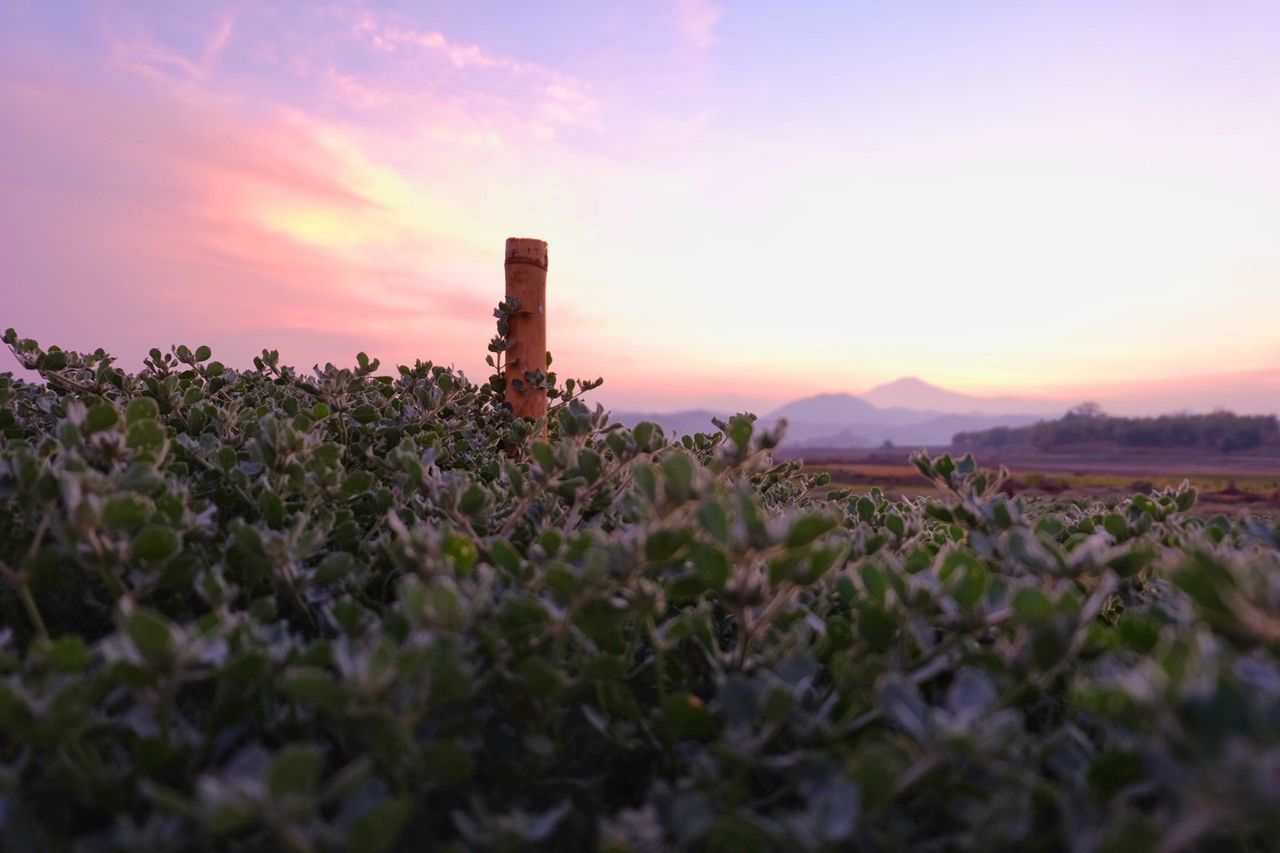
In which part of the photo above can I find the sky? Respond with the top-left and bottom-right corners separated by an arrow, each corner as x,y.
2,0 -> 1278,415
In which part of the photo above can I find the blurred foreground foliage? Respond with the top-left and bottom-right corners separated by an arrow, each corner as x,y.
1,326 -> 1279,851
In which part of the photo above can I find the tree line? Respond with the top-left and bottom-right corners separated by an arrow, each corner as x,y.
953,403 -> 1279,452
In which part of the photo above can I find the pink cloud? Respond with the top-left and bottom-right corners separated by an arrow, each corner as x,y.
0,68 -> 501,377
346,8 -> 597,131
672,0 -> 726,49
202,10 -> 238,66
110,37 -> 209,81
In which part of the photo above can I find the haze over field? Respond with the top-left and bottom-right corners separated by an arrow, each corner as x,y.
2,1 -> 1278,415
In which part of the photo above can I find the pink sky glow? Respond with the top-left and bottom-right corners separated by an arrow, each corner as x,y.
2,1 -> 1278,416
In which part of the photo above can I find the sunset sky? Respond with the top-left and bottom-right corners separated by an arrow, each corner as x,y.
3,1 -> 1278,415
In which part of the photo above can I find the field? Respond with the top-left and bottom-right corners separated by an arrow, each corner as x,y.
3,329 -> 1280,851
788,446 -> 1280,516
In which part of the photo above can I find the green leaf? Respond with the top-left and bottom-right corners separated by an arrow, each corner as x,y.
126,397 -> 159,423
726,415 -> 753,449
530,441 -> 556,470
953,562 -> 987,608
860,563 -> 888,603
633,421 -> 656,449
944,551 -> 988,608
662,453 -> 695,502
342,471 -> 375,495
268,744 -> 324,798
1103,513 -> 1128,540
884,512 -> 905,537
132,524 -> 181,561
662,692 -> 714,739
1013,588 -> 1053,625
126,608 -> 176,665
490,539 -> 521,572
85,404 -> 119,433
34,636 -> 92,672
104,493 -> 151,528
924,504 -> 953,523
786,514 -> 836,548
459,483 -> 488,516
690,543 -> 730,589
855,497 -> 875,522
645,529 -> 686,561
280,667 -> 349,712
519,656 -> 564,697
698,502 -> 729,541
1118,614 -> 1160,653
538,528 -> 563,556
316,552 -> 355,584
858,604 -> 896,650
348,799 -> 411,853
442,534 -> 478,573
257,490 -> 285,527
126,419 -> 167,450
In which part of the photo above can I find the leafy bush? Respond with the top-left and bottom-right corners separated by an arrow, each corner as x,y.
2,326 -> 1279,851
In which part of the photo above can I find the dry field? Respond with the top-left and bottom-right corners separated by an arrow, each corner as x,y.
788,446 -> 1280,516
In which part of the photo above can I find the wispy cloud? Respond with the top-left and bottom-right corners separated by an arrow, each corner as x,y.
110,36 -> 209,81
672,0 -> 726,49
202,9 -> 238,66
346,8 -> 597,131
359,17 -> 520,73
108,10 -> 239,83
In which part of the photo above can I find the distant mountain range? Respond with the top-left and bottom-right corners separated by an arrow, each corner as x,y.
608,380 -> 1059,447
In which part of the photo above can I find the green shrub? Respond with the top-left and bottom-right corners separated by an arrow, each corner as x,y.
1,326 -> 1279,851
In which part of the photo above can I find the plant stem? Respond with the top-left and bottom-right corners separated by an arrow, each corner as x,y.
0,558 -> 49,640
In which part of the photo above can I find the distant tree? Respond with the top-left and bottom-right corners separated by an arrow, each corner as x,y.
1066,401 -> 1105,419
880,439 -> 895,450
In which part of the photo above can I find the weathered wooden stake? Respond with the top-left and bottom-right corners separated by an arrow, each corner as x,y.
503,237 -> 548,419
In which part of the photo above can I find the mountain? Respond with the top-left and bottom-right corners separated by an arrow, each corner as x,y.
790,429 -> 874,449
862,377 -> 1061,416
605,374 -> 1280,448
606,409 -> 727,439
766,393 -> 938,426
609,385 -> 1048,448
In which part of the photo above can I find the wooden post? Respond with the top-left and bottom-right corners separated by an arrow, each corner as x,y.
503,237 -> 548,419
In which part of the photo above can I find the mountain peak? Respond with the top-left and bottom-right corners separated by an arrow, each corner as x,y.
862,377 -> 975,410
870,376 -> 942,392
863,377 -> 1056,416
